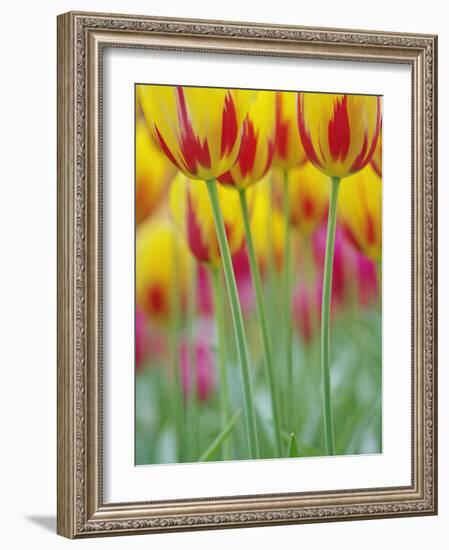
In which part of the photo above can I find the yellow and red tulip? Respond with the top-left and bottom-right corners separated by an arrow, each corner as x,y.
138,85 -> 256,181
136,218 -> 192,322
297,93 -> 381,179
272,91 -> 307,169
169,173 -> 245,268
218,92 -> 275,189
135,117 -> 177,224
249,176 -> 285,273
287,161 -> 329,235
292,283 -> 321,345
338,164 -> 382,260
371,128 -> 382,177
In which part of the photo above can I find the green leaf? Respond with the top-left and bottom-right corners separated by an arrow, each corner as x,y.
198,409 -> 242,462
287,432 -> 299,457
281,430 -> 323,457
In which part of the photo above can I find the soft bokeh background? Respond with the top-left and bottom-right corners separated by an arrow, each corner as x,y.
1,1 -> 445,549
135,87 -> 382,465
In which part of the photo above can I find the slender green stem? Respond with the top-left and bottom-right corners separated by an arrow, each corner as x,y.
320,176 -> 341,456
282,169 -> 293,428
238,189 -> 282,456
210,267 -> 231,460
198,410 -> 242,462
205,178 -> 259,459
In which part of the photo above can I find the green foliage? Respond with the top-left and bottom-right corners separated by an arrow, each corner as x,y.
135,306 -> 382,464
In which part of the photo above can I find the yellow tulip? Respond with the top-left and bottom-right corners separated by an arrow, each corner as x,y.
250,175 -> 285,273
272,91 -> 307,169
297,93 -> 381,178
218,92 -> 275,189
287,161 -> 329,235
169,173 -> 245,268
138,85 -> 256,181
338,165 -> 382,260
136,218 -> 192,322
135,117 -> 177,224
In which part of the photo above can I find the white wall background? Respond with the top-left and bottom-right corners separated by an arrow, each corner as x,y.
0,1 -> 445,548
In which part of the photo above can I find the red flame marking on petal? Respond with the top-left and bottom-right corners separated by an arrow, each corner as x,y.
221,93 -> 238,157
176,87 -> 211,174
238,118 -> 258,177
217,170 -> 237,187
328,96 -> 350,162
350,132 -> 369,173
186,190 -> 212,263
274,93 -> 289,160
147,285 -> 167,316
350,96 -> 382,173
154,126 -> 182,171
297,94 -> 323,169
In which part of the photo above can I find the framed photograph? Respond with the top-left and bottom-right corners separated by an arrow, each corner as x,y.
57,11 -> 438,538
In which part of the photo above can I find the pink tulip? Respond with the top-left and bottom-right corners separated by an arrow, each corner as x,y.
292,284 -> 320,344
232,246 -> 256,313
197,265 -> 213,317
179,338 -> 216,402
356,253 -> 379,307
311,220 -> 379,311
312,222 -> 356,306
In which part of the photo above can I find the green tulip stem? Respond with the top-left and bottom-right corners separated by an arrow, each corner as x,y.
320,176 -> 341,456
239,188 -> 283,456
282,169 -> 293,428
205,178 -> 259,459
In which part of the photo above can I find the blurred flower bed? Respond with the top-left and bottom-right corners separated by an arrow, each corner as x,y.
135,86 -> 382,464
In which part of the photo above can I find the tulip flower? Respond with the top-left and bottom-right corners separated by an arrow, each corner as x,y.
179,338 -> 216,402
231,246 -> 256,313
138,84 -> 256,181
338,165 -> 382,261
217,91 -> 282,453
218,92 -> 275,189
136,218 -> 192,323
271,91 -> 307,431
169,173 -> 245,268
312,222 -> 355,307
356,253 -> 379,307
371,127 -> 382,177
272,91 -> 307,169
288,162 -> 329,235
313,220 -> 379,309
297,93 -> 381,179
197,265 -> 213,317
135,117 -> 177,224
250,177 -> 285,274
231,179 -> 286,314
170,172 -> 248,457
297,91 -> 382,457
141,84 -> 260,458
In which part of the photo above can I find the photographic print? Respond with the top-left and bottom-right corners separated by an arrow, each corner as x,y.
57,12 -> 437,537
135,85 -> 382,465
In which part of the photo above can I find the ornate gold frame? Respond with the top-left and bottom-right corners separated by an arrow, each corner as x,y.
57,11 -> 438,538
